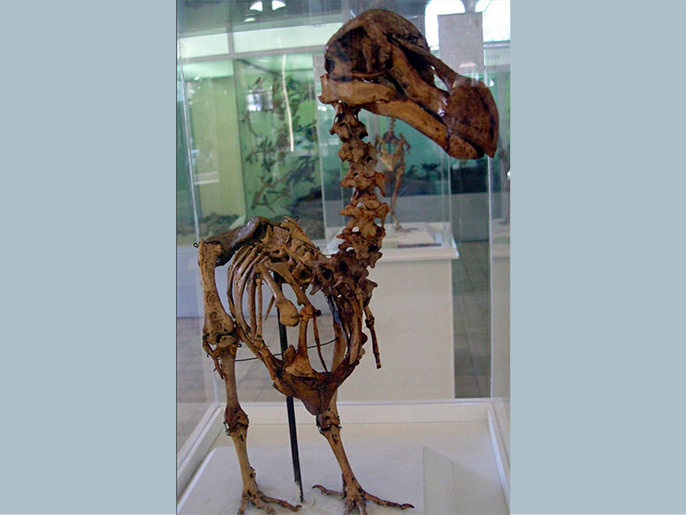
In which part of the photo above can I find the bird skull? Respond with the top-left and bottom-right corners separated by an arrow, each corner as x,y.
319,9 -> 499,159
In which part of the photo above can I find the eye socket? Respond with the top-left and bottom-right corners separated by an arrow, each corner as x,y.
296,269 -> 312,282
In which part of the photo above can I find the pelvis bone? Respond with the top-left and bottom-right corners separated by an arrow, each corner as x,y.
320,9 -> 499,160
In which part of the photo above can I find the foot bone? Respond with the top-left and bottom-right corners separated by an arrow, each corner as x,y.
237,475 -> 301,515
313,479 -> 413,515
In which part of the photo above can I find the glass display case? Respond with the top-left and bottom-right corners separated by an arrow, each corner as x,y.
318,107 -> 455,255
177,1 -> 510,511
235,53 -> 324,239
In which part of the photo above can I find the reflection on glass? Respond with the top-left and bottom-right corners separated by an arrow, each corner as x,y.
180,59 -> 246,243
234,54 -> 324,238
484,0 -> 510,455
177,74 -> 198,245
228,0 -> 342,32
176,2 -> 510,454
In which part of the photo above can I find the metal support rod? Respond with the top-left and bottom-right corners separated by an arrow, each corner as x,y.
274,273 -> 305,503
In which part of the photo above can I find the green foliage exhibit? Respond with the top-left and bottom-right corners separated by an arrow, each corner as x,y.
236,57 -> 324,239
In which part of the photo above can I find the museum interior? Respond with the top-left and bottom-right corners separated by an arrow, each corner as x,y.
176,1 -> 510,513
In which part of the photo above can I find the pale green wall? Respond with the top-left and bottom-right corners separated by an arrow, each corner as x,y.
189,74 -> 245,220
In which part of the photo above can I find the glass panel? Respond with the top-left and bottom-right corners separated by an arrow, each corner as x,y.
234,53 -> 324,238
433,8 -> 492,399
485,0 -> 511,455
184,58 -> 245,239
177,1 -> 233,35
228,0 -> 343,33
319,108 -> 454,252
177,69 -> 217,454
177,70 -> 197,246
232,23 -> 341,53
177,2 -> 510,443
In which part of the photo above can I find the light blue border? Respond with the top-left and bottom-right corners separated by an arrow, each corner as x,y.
512,1 -> 686,514
0,1 -> 176,513
1,0 -> 685,514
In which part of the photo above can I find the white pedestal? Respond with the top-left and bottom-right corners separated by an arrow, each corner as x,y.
332,224 -> 458,402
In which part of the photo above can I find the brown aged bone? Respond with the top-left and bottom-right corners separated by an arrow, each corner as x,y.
321,9 -> 498,160
197,8 -> 499,514
374,118 -> 411,231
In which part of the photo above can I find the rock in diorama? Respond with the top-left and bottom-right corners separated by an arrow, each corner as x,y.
198,9 -> 499,515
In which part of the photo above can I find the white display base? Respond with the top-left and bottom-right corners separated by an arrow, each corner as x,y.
347,265 -> 458,402
178,401 -> 509,515
320,222 -> 459,402
178,445 -> 428,515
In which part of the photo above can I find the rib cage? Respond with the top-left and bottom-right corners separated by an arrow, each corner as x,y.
225,223 -> 330,363
201,103 -> 387,417
203,214 -> 374,416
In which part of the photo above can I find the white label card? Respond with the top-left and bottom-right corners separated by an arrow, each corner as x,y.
438,12 -> 485,75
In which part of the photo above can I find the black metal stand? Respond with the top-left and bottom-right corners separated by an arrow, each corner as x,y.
274,273 -> 305,503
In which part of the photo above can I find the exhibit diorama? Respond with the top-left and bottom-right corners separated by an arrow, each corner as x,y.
177,1 -> 510,514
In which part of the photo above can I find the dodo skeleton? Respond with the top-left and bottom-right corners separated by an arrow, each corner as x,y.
373,118 -> 410,231
198,9 -> 499,515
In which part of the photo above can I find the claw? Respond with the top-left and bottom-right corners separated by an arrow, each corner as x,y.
237,496 -> 249,515
313,484 -> 344,499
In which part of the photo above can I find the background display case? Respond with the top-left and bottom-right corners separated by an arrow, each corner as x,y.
177,1 -> 510,512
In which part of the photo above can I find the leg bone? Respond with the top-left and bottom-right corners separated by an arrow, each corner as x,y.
314,404 -> 413,514
222,352 -> 301,515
